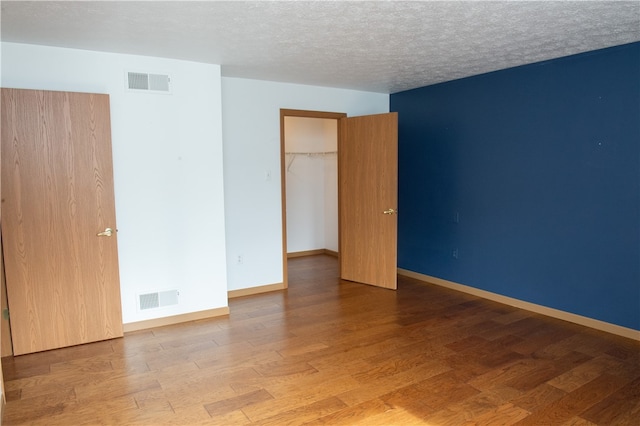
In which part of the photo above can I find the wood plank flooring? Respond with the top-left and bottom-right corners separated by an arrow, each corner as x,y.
2,255 -> 639,425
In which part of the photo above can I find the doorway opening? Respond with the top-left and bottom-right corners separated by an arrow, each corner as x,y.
279,109 -> 346,288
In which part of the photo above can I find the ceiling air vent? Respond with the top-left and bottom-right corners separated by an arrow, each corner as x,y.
126,71 -> 171,93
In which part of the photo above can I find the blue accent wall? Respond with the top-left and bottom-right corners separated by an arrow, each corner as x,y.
391,42 -> 640,331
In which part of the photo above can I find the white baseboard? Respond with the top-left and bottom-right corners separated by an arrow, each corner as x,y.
398,268 -> 640,341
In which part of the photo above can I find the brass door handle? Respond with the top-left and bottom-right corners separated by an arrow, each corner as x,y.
97,228 -> 113,237
383,209 -> 397,215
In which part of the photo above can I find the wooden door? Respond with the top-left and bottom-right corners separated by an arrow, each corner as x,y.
339,112 -> 398,289
0,103 -> 3,407
1,88 -> 123,355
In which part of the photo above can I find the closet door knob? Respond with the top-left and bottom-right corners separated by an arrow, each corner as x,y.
383,209 -> 397,215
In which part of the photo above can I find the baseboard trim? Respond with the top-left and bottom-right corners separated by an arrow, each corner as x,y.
288,249 -> 338,258
324,249 -> 338,257
123,307 -> 229,333
398,268 -> 640,342
228,282 -> 285,299
288,249 -> 324,258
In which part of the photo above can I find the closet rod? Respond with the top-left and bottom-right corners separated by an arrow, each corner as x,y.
285,151 -> 337,172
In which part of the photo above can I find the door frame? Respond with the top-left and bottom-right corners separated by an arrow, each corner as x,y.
279,109 -> 346,288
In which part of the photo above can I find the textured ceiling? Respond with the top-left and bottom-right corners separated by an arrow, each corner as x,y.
1,1 -> 639,94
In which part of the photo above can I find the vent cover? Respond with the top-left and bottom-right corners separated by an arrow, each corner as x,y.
139,290 -> 179,310
126,71 -> 171,93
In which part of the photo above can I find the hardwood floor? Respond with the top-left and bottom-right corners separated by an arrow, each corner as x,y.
2,255 -> 639,425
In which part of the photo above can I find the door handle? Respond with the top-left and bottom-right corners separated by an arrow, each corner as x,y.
383,209 -> 397,215
97,228 -> 113,237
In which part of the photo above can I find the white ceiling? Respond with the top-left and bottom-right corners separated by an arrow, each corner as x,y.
1,1 -> 639,94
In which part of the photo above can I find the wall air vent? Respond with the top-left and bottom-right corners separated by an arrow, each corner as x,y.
126,71 -> 171,93
138,290 -> 179,310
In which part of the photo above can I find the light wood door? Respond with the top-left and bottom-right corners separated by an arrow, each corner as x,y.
1,88 -> 123,355
0,102 -> 3,408
339,112 -> 398,289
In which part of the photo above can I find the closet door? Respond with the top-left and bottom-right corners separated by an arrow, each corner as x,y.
1,88 -> 123,355
339,112 -> 398,290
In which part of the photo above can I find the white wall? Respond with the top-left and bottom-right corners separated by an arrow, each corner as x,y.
1,43 -> 228,324
222,77 -> 388,290
284,117 -> 337,253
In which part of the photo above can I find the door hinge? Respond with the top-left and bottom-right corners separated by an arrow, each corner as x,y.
2,308 -> 9,320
